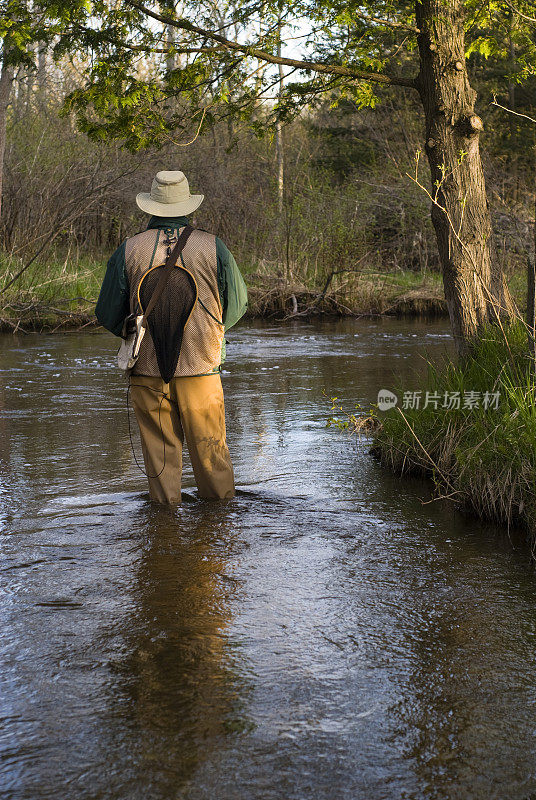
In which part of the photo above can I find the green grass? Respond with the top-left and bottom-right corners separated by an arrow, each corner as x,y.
506,268 -> 528,310
0,249 -> 529,331
373,321 -> 536,533
1,252 -> 104,301
0,253 -> 105,331
1,249 -> 451,330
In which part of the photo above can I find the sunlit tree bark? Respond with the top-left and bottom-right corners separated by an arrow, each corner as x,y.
415,0 -> 515,354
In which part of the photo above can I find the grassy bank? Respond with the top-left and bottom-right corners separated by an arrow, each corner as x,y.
0,254 -> 105,332
0,252 -> 451,332
372,322 -> 536,535
0,250 -> 531,333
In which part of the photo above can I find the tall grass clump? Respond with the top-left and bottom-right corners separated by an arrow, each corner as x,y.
0,252 -> 104,331
373,322 -> 536,532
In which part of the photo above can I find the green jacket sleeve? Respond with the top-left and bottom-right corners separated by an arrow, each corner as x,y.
95,241 -> 129,337
216,237 -> 248,331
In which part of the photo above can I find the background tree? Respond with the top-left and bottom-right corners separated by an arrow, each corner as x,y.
2,0 -> 536,351
49,0 -> 536,354
0,0 -> 94,219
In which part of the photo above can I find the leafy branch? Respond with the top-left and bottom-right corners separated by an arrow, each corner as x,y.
125,0 -> 417,89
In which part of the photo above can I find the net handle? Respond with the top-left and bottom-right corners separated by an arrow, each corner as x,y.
140,225 -> 194,329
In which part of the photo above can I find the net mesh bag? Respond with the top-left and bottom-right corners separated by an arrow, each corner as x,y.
137,264 -> 197,383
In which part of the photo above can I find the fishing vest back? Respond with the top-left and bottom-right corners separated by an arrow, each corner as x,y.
124,227 -> 224,379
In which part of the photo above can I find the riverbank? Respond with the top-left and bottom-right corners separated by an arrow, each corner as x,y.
2,252 -> 530,332
371,322 -> 536,538
0,264 -> 450,334
0,251 -> 453,333
0,251 -> 473,332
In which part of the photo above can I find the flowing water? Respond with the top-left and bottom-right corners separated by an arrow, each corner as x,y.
1,319 -> 536,800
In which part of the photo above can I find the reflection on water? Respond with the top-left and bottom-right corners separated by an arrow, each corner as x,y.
1,319 -> 536,800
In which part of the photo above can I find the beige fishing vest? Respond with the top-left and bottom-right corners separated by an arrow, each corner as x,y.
125,227 -> 224,378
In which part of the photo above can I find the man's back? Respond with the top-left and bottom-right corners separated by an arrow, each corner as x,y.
95,170 -> 247,505
125,225 -> 224,379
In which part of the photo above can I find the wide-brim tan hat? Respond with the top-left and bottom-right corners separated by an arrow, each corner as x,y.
136,170 -> 204,216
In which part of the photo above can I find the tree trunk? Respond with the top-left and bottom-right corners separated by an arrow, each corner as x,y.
527,252 -> 535,364
165,24 -> 174,73
508,13 -> 518,202
529,178 -> 536,367
275,22 -> 284,217
37,44 -> 47,95
415,0 -> 515,356
0,53 -> 14,222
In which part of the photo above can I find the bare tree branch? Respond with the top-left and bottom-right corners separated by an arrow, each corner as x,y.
491,97 -> 536,124
1,161 -> 145,294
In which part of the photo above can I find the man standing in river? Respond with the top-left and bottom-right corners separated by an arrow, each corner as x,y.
95,170 -> 248,504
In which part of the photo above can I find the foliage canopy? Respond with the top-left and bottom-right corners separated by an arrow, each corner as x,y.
2,0 -> 535,150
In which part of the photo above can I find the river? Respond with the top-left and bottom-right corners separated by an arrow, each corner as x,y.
1,319 -> 536,800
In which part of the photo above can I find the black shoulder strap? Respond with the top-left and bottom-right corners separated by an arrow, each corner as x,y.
141,225 -> 193,329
